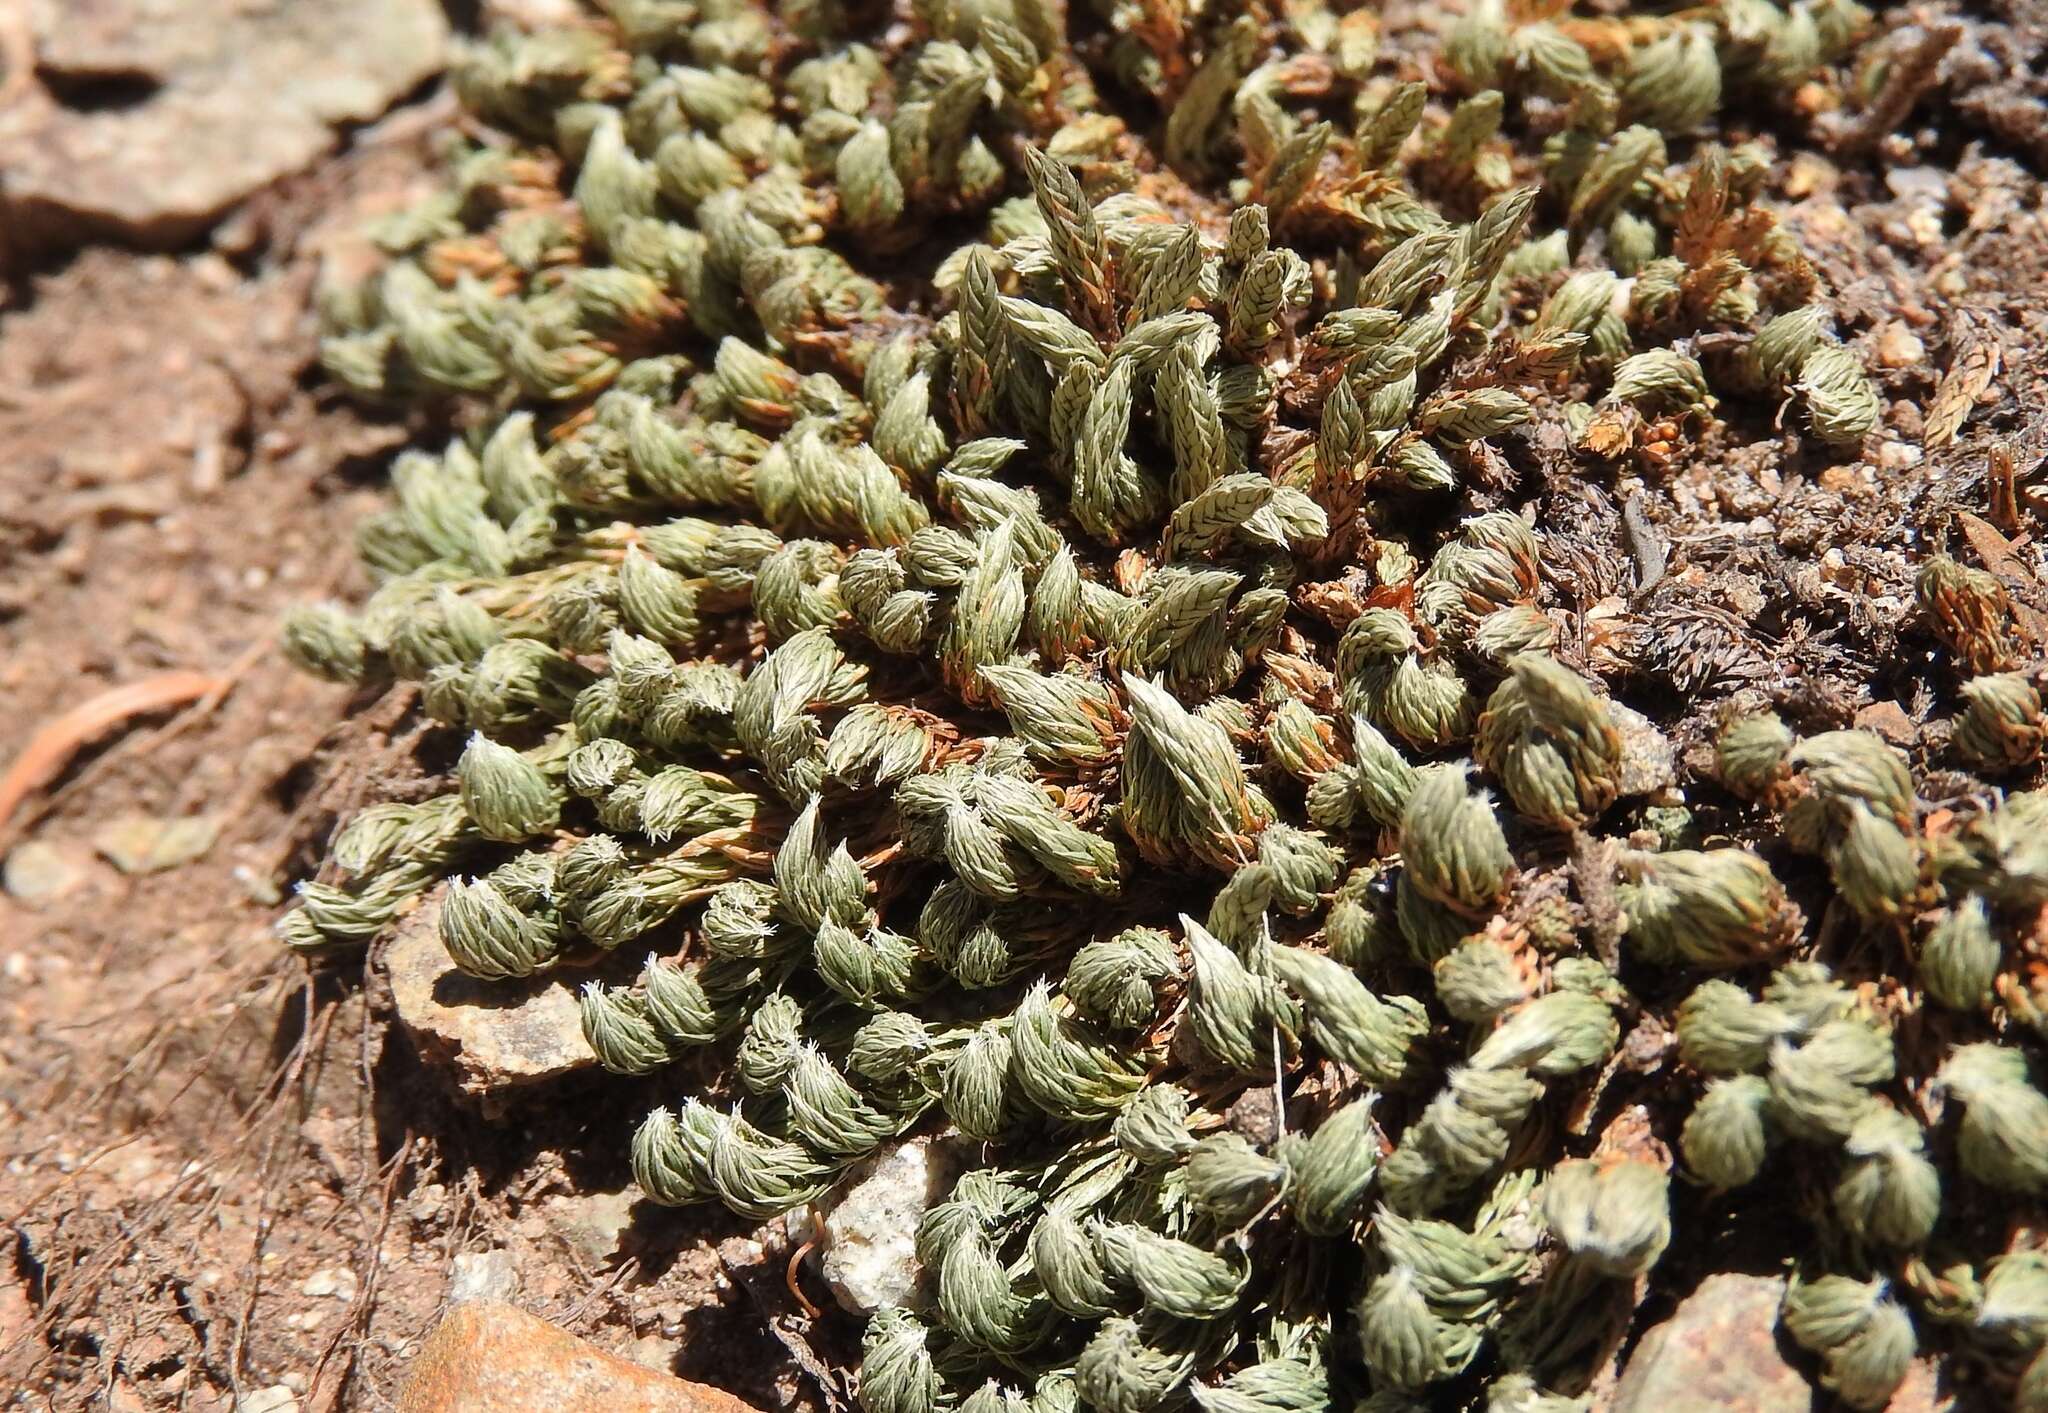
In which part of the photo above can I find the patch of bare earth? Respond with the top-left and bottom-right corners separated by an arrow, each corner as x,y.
0,124 -> 834,1413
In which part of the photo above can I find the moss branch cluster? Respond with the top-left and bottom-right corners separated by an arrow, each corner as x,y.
279,0 -> 2048,1407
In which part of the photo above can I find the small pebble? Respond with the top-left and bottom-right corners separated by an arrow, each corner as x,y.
91,813 -> 219,875
3,840 -> 88,903
301,1267 -> 358,1301
1876,440 -> 1923,471
1875,323 -> 1926,368
449,1248 -> 520,1305
1884,165 -> 1948,201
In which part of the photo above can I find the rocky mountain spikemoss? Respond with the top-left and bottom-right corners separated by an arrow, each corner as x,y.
281,0 -> 2048,1406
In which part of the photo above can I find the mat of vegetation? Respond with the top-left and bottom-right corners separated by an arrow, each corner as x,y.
272,0 -> 2048,1406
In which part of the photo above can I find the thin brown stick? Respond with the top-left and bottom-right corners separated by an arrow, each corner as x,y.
0,670 -> 230,834
785,1238 -> 824,1319
47,633 -> 273,821
307,1136 -> 410,1411
0,3 -> 34,113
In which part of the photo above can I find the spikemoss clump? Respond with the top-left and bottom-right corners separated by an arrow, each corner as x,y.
280,0 -> 2048,1406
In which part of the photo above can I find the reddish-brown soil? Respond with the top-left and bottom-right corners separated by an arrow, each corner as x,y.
0,121 -> 838,1413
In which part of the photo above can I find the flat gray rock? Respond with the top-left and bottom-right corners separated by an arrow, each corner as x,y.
3,840 -> 91,903
385,890 -> 598,1106
448,1249 -> 520,1306
813,1136 -> 958,1314
0,0 -> 447,249
1609,700 -> 1678,798
1612,1273 -> 1811,1413
544,1187 -> 639,1267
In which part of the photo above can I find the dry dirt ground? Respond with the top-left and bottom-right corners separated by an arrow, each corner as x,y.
1,3 -> 2047,1411
0,107 -> 841,1413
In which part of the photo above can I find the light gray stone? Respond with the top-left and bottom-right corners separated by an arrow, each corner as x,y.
449,1249 -> 520,1306
300,1266 -> 358,1301
546,1188 -> 639,1266
1610,701 -> 1677,798
622,1334 -> 684,1374
812,1137 -> 955,1315
385,891 -> 597,1106
91,812 -> 218,874
0,0 -> 448,249
3,840 -> 89,903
